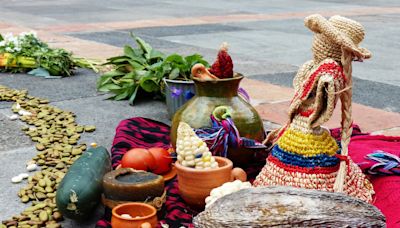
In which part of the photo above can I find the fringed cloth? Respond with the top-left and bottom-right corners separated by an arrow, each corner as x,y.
195,115 -> 266,158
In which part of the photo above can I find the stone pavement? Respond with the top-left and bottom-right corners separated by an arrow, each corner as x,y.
0,0 -> 399,227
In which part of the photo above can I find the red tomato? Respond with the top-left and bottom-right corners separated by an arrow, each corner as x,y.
121,148 -> 156,171
148,147 -> 172,174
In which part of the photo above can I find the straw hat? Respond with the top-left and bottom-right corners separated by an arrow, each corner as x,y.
305,14 -> 371,62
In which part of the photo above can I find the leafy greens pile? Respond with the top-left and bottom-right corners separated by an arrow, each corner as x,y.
96,33 -> 209,105
0,31 -> 97,77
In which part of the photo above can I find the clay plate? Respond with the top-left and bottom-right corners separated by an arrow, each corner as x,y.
115,164 -> 177,181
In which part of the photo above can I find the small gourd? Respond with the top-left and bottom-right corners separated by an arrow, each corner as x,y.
176,122 -> 218,169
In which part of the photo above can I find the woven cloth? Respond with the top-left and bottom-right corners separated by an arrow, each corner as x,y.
96,117 -> 266,228
96,118 -> 398,227
331,127 -> 400,227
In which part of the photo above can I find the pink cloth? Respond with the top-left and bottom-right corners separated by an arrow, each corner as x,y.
348,135 -> 400,227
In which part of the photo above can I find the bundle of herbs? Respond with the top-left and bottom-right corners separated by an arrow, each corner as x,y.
97,33 -> 209,105
0,31 -> 97,77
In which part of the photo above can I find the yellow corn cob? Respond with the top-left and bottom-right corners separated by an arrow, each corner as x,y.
0,53 -> 36,68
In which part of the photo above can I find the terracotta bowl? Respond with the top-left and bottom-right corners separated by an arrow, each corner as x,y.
111,202 -> 157,228
175,156 -> 246,209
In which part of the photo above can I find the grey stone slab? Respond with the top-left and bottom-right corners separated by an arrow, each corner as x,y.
0,146 -> 39,221
124,24 -> 249,38
228,19 -> 311,36
51,95 -> 169,151
0,111 -> 33,151
0,69 -> 99,109
250,72 -> 400,113
161,29 -> 312,66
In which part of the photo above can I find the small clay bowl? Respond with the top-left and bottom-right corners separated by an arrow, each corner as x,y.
111,202 -> 157,228
175,156 -> 246,210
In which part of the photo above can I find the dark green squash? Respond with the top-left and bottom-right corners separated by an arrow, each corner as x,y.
56,146 -> 111,220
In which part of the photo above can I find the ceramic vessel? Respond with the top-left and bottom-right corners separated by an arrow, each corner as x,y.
175,156 -> 246,209
111,202 -> 157,228
170,75 -> 265,167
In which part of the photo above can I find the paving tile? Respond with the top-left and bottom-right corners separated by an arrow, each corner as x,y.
372,127 -> 400,137
34,6 -> 400,33
240,78 -> 293,105
250,72 -> 400,113
0,111 -> 33,151
255,100 -> 400,133
49,39 -> 121,60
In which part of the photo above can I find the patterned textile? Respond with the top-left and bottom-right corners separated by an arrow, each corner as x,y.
97,117 -> 196,228
97,118 -> 399,227
195,115 -> 266,158
96,117 -> 267,228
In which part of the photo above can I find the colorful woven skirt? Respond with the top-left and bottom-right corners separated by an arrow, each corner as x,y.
254,128 -> 374,203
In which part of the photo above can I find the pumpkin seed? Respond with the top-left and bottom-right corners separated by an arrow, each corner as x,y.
35,192 -> 47,200
84,125 -> 96,132
71,148 -> 82,155
21,195 -> 29,203
45,223 -> 61,228
46,193 -> 56,198
39,210 -> 48,222
38,179 -> 46,187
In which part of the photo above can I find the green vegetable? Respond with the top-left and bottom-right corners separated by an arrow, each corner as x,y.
55,146 -> 111,220
97,33 -> 209,105
0,31 -> 98,76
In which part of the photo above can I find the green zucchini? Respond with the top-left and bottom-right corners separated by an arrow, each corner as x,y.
56,146 -> 111,220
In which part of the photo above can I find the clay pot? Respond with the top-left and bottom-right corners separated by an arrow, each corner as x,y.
170,65 -> 265,167
111,202 -> 157,228
175,156 -> 247,210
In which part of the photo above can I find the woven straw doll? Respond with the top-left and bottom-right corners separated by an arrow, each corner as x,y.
253,14 -> 374,202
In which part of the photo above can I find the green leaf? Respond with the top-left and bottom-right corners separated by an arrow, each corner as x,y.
0,34 -> 3,41
114,88 -> 130,101
169,68 -> 180,80
133,48 -> 144,57
123,45 -> 135,57
108,57 -> 130,64
132,32 -> 152,54
28,68 -> 50,77
148,49 -> 165,60
165,54 -> 185,64
101,70 -> 125,78
149,61 -> 163,70
98,83 -> 121,92
129,85 -> 139,105
185,53 -> 209,67
128,60 -> 145,70
139,76 -> 159,92
121,72 -> 136,79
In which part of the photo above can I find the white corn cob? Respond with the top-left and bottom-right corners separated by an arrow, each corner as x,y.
176,122 -> 218,169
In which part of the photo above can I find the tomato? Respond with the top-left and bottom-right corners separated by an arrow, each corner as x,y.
148,147 -> 172,174
121,148 -> 156,171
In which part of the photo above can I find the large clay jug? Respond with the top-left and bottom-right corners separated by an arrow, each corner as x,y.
170,71 -> 265,167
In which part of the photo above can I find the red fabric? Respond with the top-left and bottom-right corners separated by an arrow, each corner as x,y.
347,135 -> 400,228
348,135 -> 400,172
371,176 -> 400,228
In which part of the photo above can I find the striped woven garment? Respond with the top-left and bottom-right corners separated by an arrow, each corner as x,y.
253,60 -> 374,203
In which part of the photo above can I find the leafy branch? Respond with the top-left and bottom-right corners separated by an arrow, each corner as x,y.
97,33 -> 209,105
